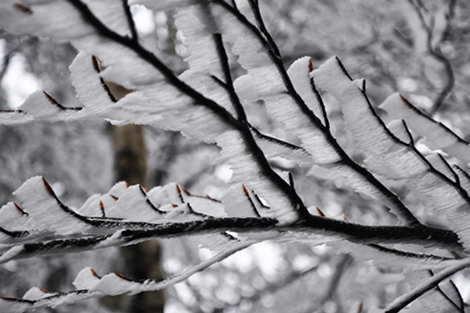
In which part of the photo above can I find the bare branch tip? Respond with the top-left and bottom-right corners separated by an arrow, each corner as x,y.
43,91 -> 62,108
91,55 -> 101,73
181,187 -> 191,196
115,273 -> 131,281
13,202 -> 28,216
176,184 -> 185,203
2,296 -> 20,302
42,177 -> 57,198
357,302 -> 364,313
308,58 -> 314,72
242,184 -> 249,196
99,200 -> 106,218
14,3 -> 33,15
90,268 -> 101,278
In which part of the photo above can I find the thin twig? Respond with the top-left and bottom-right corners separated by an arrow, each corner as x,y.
310,77 -> 330,129
367,244 -> 457,261
121,0 -> 138,43
385,258 -> 470,313
248,0 -> 281,59
213,33 -> 247,122
319,255 -> 353,305
429,270 -> 464,313
409,0 -> 455,114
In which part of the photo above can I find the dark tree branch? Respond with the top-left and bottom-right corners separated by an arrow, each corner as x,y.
67,0 -> 312,223
429,50 -> 454,114
242,184 -> 262,217
367,244 -> 457,262
248,123 -> 308,153
309,77 -> 330,129
213,33 -> 247,122
211,0 -> 422,228
121,0 -> 138,43
302,215 -> 460,250
0,213 -> 462,265
335,57 -> 470,229
66,0 -> 241,130
247,0 -> 281,59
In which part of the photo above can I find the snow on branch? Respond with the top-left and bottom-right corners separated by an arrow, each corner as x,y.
0,176 -> 459,265
0,176 -> 463,312
0,241 -> 253,312
1,0 -> 470,312
381,93 -> 470,164
312,56 -> 470,251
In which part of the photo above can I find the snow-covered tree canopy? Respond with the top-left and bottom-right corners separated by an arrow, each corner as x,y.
0,0 -> 469,312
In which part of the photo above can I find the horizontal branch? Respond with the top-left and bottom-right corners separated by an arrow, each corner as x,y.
302,215 -> 461,250
0,214 -> 461,264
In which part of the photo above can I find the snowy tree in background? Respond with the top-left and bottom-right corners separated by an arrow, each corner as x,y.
0,0 -> 470,312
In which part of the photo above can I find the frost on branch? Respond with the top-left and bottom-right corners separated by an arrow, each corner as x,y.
381,93 -> 470,164
0,176 -> 276,311
1,0 -> 470,312
312,57 -> 470,251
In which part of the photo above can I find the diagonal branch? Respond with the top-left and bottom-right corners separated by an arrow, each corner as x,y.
334,58 -> 470,208
385,258 -> 470,313
66,0 -> 241,130
429,270 -> 464,313
67,0 -> 312,222
211,31 -> 311,219
213,33 -> 247,122
212,0 -> 422,228
121,0 -> 138,43
319,255 -> 353,305
247,0 -> 281,59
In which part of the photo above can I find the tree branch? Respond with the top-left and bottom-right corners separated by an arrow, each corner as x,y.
121,0 -> 138,43
66,0 -> 241,130
0,212 -> 462,265
67,0 -> 313,223
212,0 -> 423,228
385,258 -> 470,313
409,0 -> 455,114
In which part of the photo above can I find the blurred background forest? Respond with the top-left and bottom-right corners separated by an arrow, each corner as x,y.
1,0 -> 470,312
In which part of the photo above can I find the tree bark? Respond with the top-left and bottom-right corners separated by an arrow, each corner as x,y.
107,82 -> 165,313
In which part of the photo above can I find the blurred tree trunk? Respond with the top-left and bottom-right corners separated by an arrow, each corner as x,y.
107,82 -> 165,313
